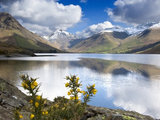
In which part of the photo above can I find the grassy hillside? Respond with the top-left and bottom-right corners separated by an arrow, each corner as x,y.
0,12 -> 61,56
137,43 -> 160,54
112,29 -> 160,53
70,32 -> 127,53
69,29 -> 160,54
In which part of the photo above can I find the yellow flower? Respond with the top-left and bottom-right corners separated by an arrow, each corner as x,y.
76,77 -> 79,81
70,96 -> 75,100
65,82 -> 69,87
87,94 -> 89,97
45,111 -> 48,115
75,96 -> 79,100
76,77 -> 79,84
29,100 -> 33,104
36,95 -> 41,100
55,104 -> 59,108
42,111 -> 48,115
30,114 -> 35,119
77,88 -> 81,92
21,82 -> 29,89
33,81 -> 38,86
92,89 -> 97,95
21,82 -> 25,87
31,81 -> 38,89
70,89 -> 73,93
73,96 -> 75,100
82,91 -> 86,95
67,91 -> 71,95
70,96 -> 73,100
35,102 -> 39,107
42,111 -> 45,115
62,107 -> 65,110
92,84 -> 95,88
31,84 -> 35,89
19,115 -> 23,119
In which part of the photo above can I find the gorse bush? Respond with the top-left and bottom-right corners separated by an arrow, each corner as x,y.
14,74 -> 97,120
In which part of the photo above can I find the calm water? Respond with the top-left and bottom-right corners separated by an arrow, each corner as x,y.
0,53 -> 160,118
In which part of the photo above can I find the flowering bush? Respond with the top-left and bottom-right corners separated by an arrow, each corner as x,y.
14,74 -> 97,120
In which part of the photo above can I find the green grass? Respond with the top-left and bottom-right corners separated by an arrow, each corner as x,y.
14,34 -> 41,50
83,37 -> 119,53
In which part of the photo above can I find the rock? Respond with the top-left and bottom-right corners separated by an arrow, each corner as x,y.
0,78 -> 28,119
82,106 -> 154,120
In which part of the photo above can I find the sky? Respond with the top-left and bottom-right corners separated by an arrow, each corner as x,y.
1,0 -> 160,36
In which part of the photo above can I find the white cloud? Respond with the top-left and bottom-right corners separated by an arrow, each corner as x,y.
1,0 -> 82,35
22,23 -> 53,35
108,0 -> 160,25
76,21 -> 114,38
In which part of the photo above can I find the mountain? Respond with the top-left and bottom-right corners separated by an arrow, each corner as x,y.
113,27 -> 160,53
69,31 -> 130,53
0,12 -> 61,56
43,22 -> 160,54
69,26 -> 160,54
44,29 -> 77,50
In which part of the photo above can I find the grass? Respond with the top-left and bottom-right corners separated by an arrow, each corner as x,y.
14,34 -> 40,50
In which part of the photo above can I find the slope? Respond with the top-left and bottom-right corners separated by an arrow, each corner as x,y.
0,12 -> 61,55
113,28 -> 160,53
69,28 -> 160,54
70,31 -> 129,53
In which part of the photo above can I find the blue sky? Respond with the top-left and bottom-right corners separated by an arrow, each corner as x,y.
1,0 -> 160,36
59,0 -> 116,33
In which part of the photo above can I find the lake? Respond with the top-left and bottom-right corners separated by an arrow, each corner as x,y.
0,53 -> 160,118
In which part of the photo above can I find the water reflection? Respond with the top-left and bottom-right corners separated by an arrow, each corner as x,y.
0,54 -> 160,118
110,75 -> 160,118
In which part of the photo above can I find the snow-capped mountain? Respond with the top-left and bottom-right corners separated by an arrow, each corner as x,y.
101,22 -> 157,36
43,21 -> 160,50
150,21 -> 160,29
43,29 -> 77,50
49,29 -> 75,40
75,23 -> 157,39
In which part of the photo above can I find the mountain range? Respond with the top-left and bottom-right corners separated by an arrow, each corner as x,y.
45,22 -> 160,54
0,12 -> 61,56
0,12 -> 160,55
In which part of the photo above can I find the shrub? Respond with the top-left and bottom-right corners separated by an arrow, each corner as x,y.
14,74 -> 97,120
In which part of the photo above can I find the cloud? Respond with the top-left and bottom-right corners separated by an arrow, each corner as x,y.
0,0 -> 82,35
76,21 -> 114,38
80,0 -> 87,3
108,0 -> 160,25
76,20 -> 158,39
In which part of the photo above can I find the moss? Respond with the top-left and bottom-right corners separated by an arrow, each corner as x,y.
123,115 -> 137,120
0,83 -> 5,91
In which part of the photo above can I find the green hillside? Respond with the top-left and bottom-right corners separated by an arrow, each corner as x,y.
70,29 -> 160,54
70,32 -> 128,53
0,12 -> 61,56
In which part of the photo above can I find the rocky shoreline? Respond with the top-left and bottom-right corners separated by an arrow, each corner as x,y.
0,77 -> 155,120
